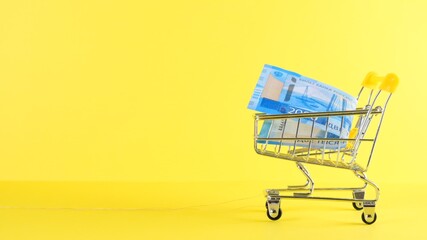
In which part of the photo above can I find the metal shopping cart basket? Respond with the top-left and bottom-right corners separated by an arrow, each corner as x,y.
254,72 -> 399,224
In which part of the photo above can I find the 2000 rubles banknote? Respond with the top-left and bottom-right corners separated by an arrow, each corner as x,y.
248,64 -> 357,149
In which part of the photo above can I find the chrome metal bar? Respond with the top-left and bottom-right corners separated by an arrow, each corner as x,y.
261,120 -> 274,153
276,119 -> 288,154
368,89 -> 373,105
292,119 -> 301,156
257,137 -> 374,141
307,119 -> 316,159
293,162 -> 314,196
336,115 -> 344,165
313,185 -> 368,191
352,107 -> 377,161
322,117 -> 329,164
256,109 -> 382,120
359,91 -> 381,135
356,86 -> 364,100
254,116 -> 259,153
287,180 -> 310,189
354,171 -> 380,201
271,184 -> 367,192
295,149 -> 352,157
256,150 -> 366,171
366,94 -> 392,171
276,196 -> 377,202
267,171 -> 376,202
351,96 -> 382,164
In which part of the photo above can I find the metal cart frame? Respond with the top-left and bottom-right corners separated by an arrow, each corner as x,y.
254,72 -> 399,224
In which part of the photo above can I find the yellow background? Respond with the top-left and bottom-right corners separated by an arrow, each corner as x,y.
0,0 -> 426,239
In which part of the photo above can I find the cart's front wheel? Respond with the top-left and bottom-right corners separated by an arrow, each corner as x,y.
352,202 -> 363,211
267,208 -> 282,221
361,212 -> 377,225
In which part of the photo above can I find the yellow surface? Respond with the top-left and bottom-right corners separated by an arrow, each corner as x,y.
1,0 -> 427,239
0,181 -> 427,240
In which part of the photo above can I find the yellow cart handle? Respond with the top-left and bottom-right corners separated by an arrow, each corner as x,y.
362,72 -> 383,89
379,73 -> 399,93
362,72 -> 399,93
348,72 -> 399,150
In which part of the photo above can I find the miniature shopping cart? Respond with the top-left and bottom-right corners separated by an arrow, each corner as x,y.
254,72 -> 399,224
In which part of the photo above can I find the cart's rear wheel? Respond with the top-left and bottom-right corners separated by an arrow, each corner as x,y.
352,202 -> 363,211
266,208 -> 282,221
361,212 -> 377,225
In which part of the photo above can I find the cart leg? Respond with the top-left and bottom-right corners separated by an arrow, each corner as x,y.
352,189 -> 365,210
265,190 -> 282,221
354,171 -> 379,224
292,162 -> 314,196
354,171 -> 380,199
361,201 -> 377,224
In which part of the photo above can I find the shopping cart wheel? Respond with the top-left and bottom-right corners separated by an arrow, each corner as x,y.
361,212 -> 377,225
352,202 -> 363,211
266,208 -> 282,221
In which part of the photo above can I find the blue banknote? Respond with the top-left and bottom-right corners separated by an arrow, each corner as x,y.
248,64 -> 357,149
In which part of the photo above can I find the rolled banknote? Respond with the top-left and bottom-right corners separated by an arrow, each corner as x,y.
248,64 -> 357,149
